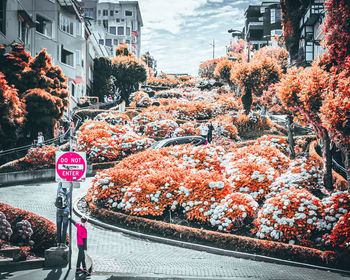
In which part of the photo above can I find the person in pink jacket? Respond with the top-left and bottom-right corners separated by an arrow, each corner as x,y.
70,216 -> 89,275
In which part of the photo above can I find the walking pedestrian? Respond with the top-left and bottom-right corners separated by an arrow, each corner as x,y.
70,216 -> 90,276
207,122 -> 214,143
55,182 -> 70,248
37,132 -> 44,147
199,123 -> 209,140
216,123 -> 224,139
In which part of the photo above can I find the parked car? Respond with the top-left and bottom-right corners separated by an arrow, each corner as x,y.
151,136 -> 206,150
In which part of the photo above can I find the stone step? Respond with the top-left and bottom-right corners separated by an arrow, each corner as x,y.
0,246 -> 21,259
0,257 -> 44,271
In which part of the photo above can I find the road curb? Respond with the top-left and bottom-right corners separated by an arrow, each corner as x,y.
0,258 -> 44,272
73,197 -> 350,276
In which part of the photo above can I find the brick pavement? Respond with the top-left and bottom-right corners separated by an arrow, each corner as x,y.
0,179 -> 349,279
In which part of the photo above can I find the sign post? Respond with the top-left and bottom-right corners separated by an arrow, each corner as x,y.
56,151 -> 86,270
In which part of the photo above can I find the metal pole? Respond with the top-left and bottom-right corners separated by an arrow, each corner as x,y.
68,113 -> 73,270
213,39 -> 215,59
68,182 -> 73,270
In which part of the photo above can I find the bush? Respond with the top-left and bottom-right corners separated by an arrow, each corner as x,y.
94,112 -> 130,125
210,193 -> 258,233
232,112 -> 272,138
0,211 -> 13,242
0,203 -> 56,254
130,91 -> 152,107
144,120 -> 178,138
24,146 -> 56,168
325,212 -> 350,250
256,188 -> 322,247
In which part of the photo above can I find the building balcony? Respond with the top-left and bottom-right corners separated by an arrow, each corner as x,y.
300,1 -> 325,27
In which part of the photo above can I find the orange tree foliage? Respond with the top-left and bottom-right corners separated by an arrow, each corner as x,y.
0,73 -> 26,149
321,65 -> 350,189
230,57 -> 281,114
111,54 -> 147,107
321,0 -> 350,72
252,46 -> 289,73
198,58 -> 225,79
115,43 -> 132,57
0,43 -> 31,94
276,65 -> 334,190
214,59 -> 234,84
0,44 -> 69,142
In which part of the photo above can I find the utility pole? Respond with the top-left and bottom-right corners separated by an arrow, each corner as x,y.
209,39 -> 215,59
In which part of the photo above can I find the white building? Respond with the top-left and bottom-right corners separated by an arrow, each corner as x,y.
80,0 -> 143,58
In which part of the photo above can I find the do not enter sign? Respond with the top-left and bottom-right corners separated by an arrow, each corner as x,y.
56,152 -> 86,182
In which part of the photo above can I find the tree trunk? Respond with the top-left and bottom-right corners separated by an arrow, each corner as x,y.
322,130 -> 333,190
344,149 -> 350,192
287,115 -> 295,159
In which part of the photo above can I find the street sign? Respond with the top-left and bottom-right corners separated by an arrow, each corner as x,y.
55,152 -> 86,182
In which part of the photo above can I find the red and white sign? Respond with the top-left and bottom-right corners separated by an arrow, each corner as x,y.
56,152 -> 86,182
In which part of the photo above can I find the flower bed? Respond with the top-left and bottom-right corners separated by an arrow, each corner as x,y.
130,91 -> 152,107
256,188 -> 322,247
85,188 -> 345,268
0,203 -> 56,254
232,112 -> 273,138
94,112 -> 130,125
144,120 -> 179,138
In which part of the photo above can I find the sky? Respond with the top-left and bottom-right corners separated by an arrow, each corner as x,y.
103,0 -> 263,75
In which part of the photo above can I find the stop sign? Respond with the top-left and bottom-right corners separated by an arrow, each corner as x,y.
56,152 -> 86,182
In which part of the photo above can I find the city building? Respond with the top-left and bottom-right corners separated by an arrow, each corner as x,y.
80,0 -> 143,58
298,0 -> 326,63
243,1 -> 282,51
0,0 -> 108,108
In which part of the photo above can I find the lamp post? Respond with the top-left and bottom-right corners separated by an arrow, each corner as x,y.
209,39 -> 215,59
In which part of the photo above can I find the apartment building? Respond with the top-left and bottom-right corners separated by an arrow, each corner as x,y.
243,1 -> 282,51
298,0 -> 326,63
0,0 -> 108,108
80,0 -> 143,58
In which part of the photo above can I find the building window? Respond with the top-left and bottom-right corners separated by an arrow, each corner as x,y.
36,14 -> 53,37
109,26 -> 116,35
103,19 -> 108,30
84,8 -> 94,19
115,10 -> 119,14
125,10 -> 132,16
0,0 -> 6,35
60,15 -> 74,35
75,50 -> 80,66
99,39 -> 104,45
271,9 -> 275,24
113,39 -> 118,45
110,10 -> 114,17
121,19 -> 124,22
61,46 -> 74,67
126,40 -> 130,44
18,20 -> 27,43
118,26 -> 124,35
271,8 -> 281,24
98,10 -> 101,16
116,18 -> 120,23
71,83 -> 75,97
103,10 -> 108,16
126,27 -> 130,36
105,39 -> 112,46
271,29 -> 283,36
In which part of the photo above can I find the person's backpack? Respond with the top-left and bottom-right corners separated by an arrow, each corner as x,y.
55,192 -> 68,209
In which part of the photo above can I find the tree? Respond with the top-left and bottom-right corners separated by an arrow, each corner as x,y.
115,43 -> 132,57
111,56 -> 147,107
198,58 -> 225,79
0,73 -> 26,149
21,49 -> 69,138
92,57 -> 114,102
22,88 -> 63,138
277,65 -> 333,190
214,59 -> 234,84
230,57 -> 281,114
0,43 -> 31,94
321,66 -> 350,190
252,46 -> 289,73
141,51 -> 155,70
320,0 -> 350,72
